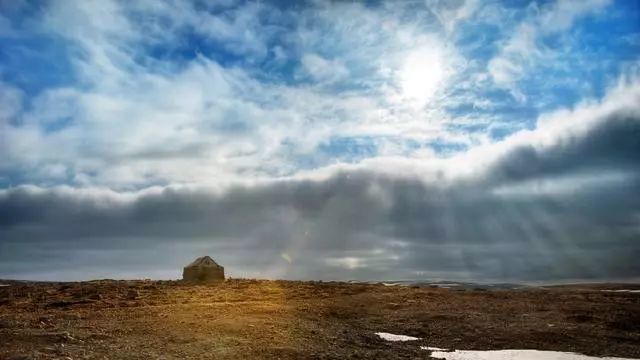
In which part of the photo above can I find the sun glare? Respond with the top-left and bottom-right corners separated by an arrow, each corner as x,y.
399,49 -> 446,106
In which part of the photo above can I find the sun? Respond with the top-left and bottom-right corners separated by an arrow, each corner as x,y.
399,49 -> 446,106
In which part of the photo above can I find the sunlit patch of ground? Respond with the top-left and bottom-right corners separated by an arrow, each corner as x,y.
0,280 -> 639,359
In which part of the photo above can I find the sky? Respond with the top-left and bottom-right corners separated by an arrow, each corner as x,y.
0,0 -> 639,282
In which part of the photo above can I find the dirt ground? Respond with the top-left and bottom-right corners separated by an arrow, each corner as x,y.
0,279 -> 639,359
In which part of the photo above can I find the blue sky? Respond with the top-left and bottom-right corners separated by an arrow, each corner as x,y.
0,0 -> 639,281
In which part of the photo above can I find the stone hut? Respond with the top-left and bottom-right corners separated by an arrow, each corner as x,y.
182,256 -> 225,282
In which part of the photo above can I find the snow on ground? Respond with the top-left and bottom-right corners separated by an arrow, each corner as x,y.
375,332 -> 420,341
375,332 -> 639,359
421,346 -> 447,351
426,349 -> 639,360
600,290 -> 640,293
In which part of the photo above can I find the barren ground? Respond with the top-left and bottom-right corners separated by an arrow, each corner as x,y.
0,279 -> 639,359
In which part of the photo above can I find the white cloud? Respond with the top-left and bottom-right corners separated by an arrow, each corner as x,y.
537,0 -> 612,34
300,53 -> 349,83
488,0 -> 612,94
426,0 -> 479,34
446,72 -> 640,179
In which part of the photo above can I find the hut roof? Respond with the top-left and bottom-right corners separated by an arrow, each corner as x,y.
185,256 -> 222,268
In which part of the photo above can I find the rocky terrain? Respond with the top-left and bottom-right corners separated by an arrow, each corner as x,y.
0,279 -> 639,359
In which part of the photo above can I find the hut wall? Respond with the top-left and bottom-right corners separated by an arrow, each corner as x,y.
182,266 -> 225,282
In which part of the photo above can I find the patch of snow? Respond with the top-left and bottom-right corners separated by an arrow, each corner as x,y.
375,332 -> 420,341
0,284 -> 9,287
421,346 -> 447,351
601,290 -> 640,293
427,349 -> 638,360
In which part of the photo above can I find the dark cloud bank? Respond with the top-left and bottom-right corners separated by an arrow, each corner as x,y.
1,110 -> 639,282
